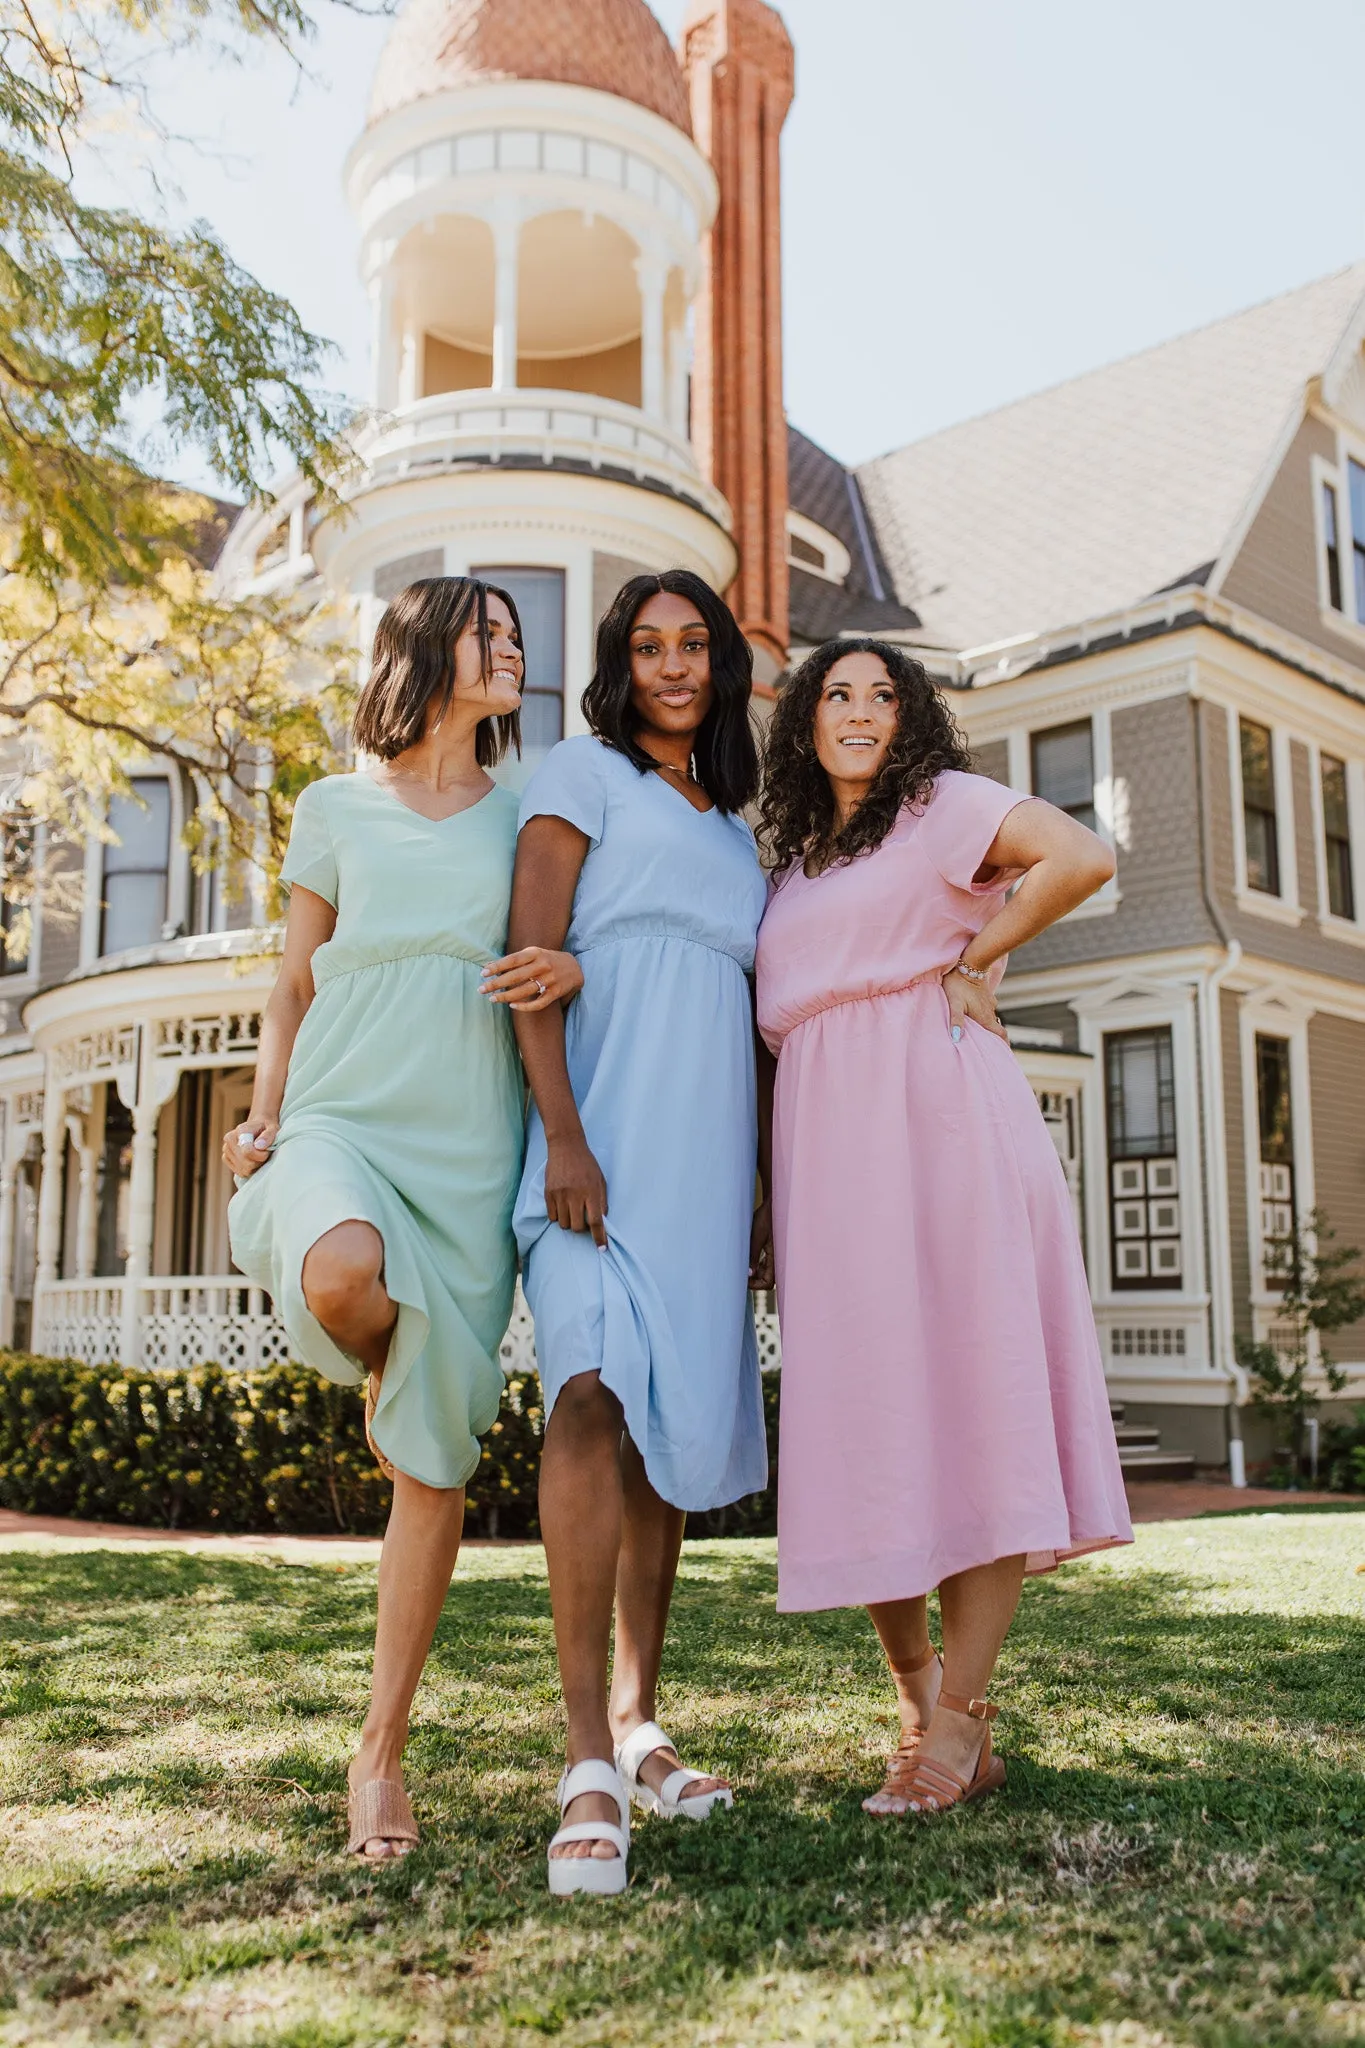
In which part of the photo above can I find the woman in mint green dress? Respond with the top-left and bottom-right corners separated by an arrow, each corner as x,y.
224,578 -> 581,1861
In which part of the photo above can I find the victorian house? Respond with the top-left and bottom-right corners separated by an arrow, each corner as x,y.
0,0 -> 1362,1474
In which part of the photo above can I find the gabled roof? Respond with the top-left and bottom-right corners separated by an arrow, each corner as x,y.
786,425 -> 921,645
856,263 -> 1365,652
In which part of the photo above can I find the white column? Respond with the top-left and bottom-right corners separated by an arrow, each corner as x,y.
0,1104 -> 15,1347
370,270 -> 397,411
397,319 -> 420,407
491,207 -> 522,393
666,321 -> 689,439
73,1089 -> 104,1279
33,1076 -> 65,1347
119,1100 -> 158,1367
636,253 -> 668,422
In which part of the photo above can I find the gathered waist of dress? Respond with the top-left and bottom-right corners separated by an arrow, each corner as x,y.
768,968 -> 946,1046
575,929 -> 754,970
312,939 -> 496,986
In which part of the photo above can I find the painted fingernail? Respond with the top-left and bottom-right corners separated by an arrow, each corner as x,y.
951,1025 -> 962,1042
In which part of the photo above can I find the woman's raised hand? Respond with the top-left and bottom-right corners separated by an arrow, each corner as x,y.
481,946 -> 584,1012
544,1134 -> 609,1249
222,1115 -> 279,1178
943,965 -> 1010,1044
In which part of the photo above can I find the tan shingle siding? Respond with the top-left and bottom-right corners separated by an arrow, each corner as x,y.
1010,693 -> 1217,973
1291,739 -> 1319,917
1308,1013 -> 1365,1359
1220,413 -> 1365,666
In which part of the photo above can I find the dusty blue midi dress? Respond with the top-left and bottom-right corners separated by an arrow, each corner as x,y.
228,774 -> 524,1491
513,735 -> 769,1513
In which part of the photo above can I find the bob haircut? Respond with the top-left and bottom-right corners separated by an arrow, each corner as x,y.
758,636 -> 973,875
352,576 -> 524,766
581,569 -> 760,814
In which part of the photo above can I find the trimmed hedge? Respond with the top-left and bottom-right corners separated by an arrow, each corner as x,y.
0,1351 -> 779,1539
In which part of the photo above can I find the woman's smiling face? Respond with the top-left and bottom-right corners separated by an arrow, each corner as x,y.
450,590 -> 524,722
627,590 -> 715,742
812,648 -> 900,789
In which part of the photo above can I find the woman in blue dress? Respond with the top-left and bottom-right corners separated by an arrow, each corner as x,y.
510,570 -> 770,1896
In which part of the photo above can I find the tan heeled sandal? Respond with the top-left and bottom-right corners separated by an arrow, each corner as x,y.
891,1689 -> 1007,1817
863,1642 -> 941,1814
347,1777 -> 419,1858
365,1374 -> 396,1482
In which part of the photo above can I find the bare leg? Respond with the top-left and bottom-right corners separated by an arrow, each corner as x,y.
862,1596 -> 942,1815
346,1471 -> 466,1857
902,1553 -> 1026,1809
301,1221 -> 398,1380
608,1437 -> 728,1801
539,1373 -> 626,1861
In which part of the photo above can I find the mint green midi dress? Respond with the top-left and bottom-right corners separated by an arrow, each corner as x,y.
227,774 -> 524,1491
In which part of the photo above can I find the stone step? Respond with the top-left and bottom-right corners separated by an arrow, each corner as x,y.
1110,1403 -> 1126,1425
1118,1449 -> 1197,1480
1114,1424 -> 1161,1449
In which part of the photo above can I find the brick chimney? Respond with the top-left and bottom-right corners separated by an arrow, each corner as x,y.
681,0 -> 794,685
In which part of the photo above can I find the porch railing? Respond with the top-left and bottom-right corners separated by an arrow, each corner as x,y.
31,1276 -> 785,1379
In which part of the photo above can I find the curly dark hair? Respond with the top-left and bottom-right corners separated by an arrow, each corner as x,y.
758,637 -> 972,874
582,569 -> 759,814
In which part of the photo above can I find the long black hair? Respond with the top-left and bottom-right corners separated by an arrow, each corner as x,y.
758,637 -> 973,874
582,570 -> 760,814
352,576 -> 524,765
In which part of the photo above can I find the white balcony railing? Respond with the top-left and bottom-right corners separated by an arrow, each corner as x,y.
347,388 -> 731,528
32,1274 -> 782,1380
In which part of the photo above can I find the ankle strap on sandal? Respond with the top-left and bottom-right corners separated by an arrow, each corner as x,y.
888,1643 -> 939,1678
938,1689 -> 998,1720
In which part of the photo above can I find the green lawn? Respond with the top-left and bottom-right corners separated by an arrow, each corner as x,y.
1,1517 -> 1363,2048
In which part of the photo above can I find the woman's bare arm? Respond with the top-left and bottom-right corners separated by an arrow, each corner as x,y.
222,885 -> 336,1176
508,816 -> 608,1247
944,799 -> 1115,1040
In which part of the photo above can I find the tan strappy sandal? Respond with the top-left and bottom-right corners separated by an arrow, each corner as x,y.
365,1374 -> 396,1482
891,1689 -> 1007,1817
863,1642 -> 942,1814
347,1777 -> 419,1858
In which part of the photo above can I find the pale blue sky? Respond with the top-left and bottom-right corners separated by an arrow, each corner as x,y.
109,0 -> 1365,480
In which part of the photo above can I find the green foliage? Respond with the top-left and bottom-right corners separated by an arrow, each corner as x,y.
0,1352 -> 562,1537
1235,1207 -> 1365,1475
0,0 -> 352,590
1322,1404 -> 1365,1494
1,1519 -> 1363,2045
0,1350 -> 783,1538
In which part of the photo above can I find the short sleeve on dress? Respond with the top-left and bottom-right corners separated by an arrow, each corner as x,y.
280,780 -> 339,908
918,769 -> 1030,894
518,739 -> 607,848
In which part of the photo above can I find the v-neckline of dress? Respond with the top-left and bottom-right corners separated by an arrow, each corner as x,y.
646,765 -> 716,818
363,772 -> 500,826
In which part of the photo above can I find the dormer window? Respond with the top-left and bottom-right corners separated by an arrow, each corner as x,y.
1322,481 -> 1343,611
785,512 -> 851,586
101,779 -> 172,955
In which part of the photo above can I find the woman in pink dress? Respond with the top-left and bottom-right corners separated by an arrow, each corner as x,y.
754,638 -> 1132,1819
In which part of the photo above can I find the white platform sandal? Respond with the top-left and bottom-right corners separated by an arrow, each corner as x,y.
615,1720 -> 734,1822
547,1758 -> 630,1898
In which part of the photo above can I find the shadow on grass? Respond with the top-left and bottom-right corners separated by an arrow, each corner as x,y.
2,1542 -> 1364,2046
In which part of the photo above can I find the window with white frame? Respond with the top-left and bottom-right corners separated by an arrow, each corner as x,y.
1321,752 -> 1356,921
1254,1034 -> 1296,1291
1104,1027 -> 1182,1289
1317,454 -> 1365,624
100,778 -> 172,956
1322,479 -> 1345,612
1031,719 -> 1097,831
1239,717 -> 1281,896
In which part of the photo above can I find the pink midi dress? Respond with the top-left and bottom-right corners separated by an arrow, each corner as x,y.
755,770 -> 1132,1613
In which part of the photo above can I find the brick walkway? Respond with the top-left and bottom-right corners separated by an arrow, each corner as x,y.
0,1481 -> 1354,1560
